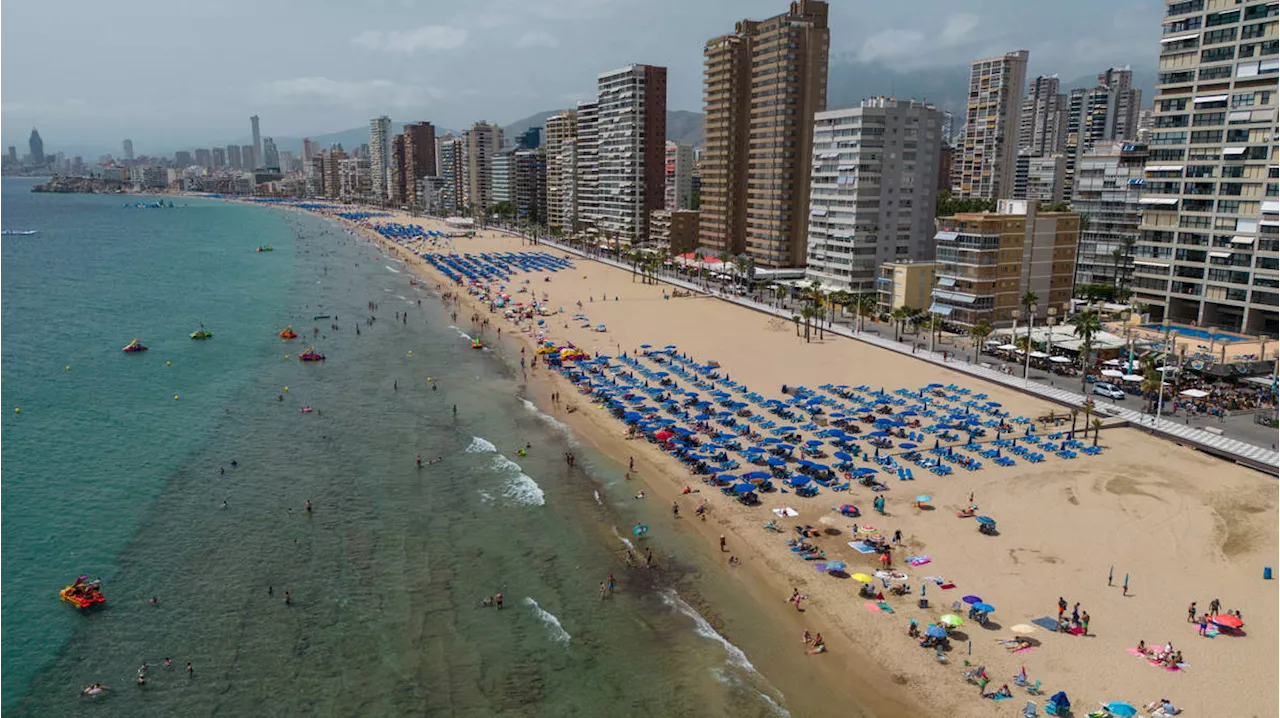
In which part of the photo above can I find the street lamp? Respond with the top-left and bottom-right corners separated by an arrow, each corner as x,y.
1024,302 -> 1038,382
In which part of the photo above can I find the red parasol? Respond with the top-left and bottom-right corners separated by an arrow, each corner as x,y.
1210,614 -> 1243,628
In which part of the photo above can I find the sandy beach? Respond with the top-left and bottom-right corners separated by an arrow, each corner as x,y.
337,209 -> 1276,718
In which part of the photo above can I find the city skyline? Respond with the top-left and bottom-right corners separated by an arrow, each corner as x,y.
1,0 -> 1163,152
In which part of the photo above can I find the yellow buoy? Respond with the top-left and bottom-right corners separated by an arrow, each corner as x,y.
427,377 -> 433,382
284,386 -> 289,392
14,407 -> 20,414
166,361 -> 172,366
408,350 -> 414,355
174,394 -> 180,400
285,354 -> 290,359
65,365 -> 71,371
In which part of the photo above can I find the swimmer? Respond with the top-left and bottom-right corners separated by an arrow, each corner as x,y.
305,499 -> 312,512
495,592 -> 503,609
417,455 -> 423,469
428,456 -> 443,465
82,683 -> 109,696
634,490 -> 645,499
220,501 -> 228,510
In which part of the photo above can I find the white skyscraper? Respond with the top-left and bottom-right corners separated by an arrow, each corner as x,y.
250,115 -> 262,169
804,98 -> 946,293
664,141 -> 694,210
370,116 -> 393,203
590,63 -> 667,245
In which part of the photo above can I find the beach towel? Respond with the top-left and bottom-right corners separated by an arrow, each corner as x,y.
907,556 -> 931,566
939,583 -> 956,590
876,601 -> 895,613
848,541 -> 878,554
864,601 -> 883,613
1031,617 -> 1059,632
773,507 -> 799,517
1014,646 -> 1036,654
1068,626 -> 1086,636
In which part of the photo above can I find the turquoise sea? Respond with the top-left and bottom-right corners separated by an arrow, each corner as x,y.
0,179 -> 842,716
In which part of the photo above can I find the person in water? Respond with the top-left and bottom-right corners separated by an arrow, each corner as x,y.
416,455 -> 423,468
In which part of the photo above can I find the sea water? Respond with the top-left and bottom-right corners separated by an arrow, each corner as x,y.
1,180 -> 798,716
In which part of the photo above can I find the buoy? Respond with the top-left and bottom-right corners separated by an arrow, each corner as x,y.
174,394 -> 180,400
166,361 -> 172,366
14,407 -> 20,414
65,365 -> 71,371
427,377 -> 433,382
284,386 -> 289,392
285,354 -> 290,359
408,350 -> 413,355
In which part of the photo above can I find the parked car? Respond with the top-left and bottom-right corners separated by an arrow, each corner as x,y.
1092,382 -> 1125,400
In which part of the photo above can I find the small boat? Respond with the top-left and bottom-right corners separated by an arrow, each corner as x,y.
299,346 -> 325,362
313,315 -> 330,320
300,406 -> 313,413
122,338 -> 148,352
255,245 -> 274,252
0,229 -> 38,236
279,325 -> 298,339
60,576 -> 105,609
190,323 -> 213,340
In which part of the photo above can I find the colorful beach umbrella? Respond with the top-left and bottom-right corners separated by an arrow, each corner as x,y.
1103,702 -> 1137,717
1010,624 -> 1037,635
915,495 -> 932,503
1211,614 -> 1243,628
974,603 -> 995,613
925,625 -> 948,638
939,614 -> 964,627
850,573 -> 874,583
962,595 -> 983,604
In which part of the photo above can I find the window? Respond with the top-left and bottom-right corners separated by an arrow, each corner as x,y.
1204,10 -> 1240,26
1184,198 -> 1214,212
1218,200 -> 1241,214
1202,46 -> 1236,63
1156,114 -> 1190,127
1167,0 -> 1203,16
1203,27 -> 1238,45
1244,2 -> 1278,21
1200,65 -> 1234,79
1240,43 -> 1257,58
1153,131 -> 1188,145
1222,165 -> 1245,177
1231,92 -> 1256,107
1245,145 -> 1269,160
1159,98 -> 1189,112
1186,165 -> 1216,177
1159,70 -> 1196,84
1241,22 -> 1269,39
1219,182 -> 1244,195
1150,149 -> 1186,161
1263,40 -> 1279,57
1190,130 -> 1223,144
1226,129 -> 1251,142
1193,111 -> 1226,126
1165,16 -> 1202,32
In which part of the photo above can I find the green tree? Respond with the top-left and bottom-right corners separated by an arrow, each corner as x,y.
1091,418 -> 1104,446
1072,309 -> 1102,394
969,319 -> 994,363
800,306 -> 816,343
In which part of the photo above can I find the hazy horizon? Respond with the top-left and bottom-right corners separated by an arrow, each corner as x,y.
1,0 -> 1162,156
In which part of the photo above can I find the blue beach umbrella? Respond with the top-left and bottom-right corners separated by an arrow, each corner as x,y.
1103,703 -> 1137,718
743,471 -> 770,480
974,603 -> 995,613
788,475 -> 810,487
899,442 -> 918,450
766,456 -> 786,466
805,439 -> 823,446
926,625 -> 948,638
833,451 -> 853,462
915,495 -> 932,503
733,483 -> 754,494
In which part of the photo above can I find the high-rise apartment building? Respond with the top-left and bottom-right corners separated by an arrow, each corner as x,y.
302,138 -> 315,165
1018,75 -> 1065,156
403,122 -> 437,180
122,139 -> 134,161
491,148 -> 515,205
955,50 -> 1029,200
227,145 -> 242,171
194,148 -> 212,169
545,110 -> 578,232
1013,151 -> 1067,203
465,121 -> 503,213
515,150 -> 548,223
932,199 -> 1080,328
211,146 -> 226,171
1097,67 -> 1143,143
664,141 -> 694,210
804,98 -> 946,293
262,137 -> 279,169
323,148 -> 346,199
250,115 -> 261,169
1132,0 -> 1278,335
699,0 -> 830,266
590,64 -> 667,245
1071,141 -> 1148,292
241,145 -> 255,172
437,135 -> 467,215
390,134 -> 408,206
574,102 -> 600,234
29,129 -> 44,165
175,150 -> 194,168
369,116 -> 393,203
516,127 -> 542,150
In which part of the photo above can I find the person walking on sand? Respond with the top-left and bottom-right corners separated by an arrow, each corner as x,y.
1187,602 -> 1197,623
672,501 -> 680,518
1071,603 -> 1080,626
1081,611 -> 1090,635
719,535 -> 727,552
607,574 -> 615,594
1058,597 -> 1067,620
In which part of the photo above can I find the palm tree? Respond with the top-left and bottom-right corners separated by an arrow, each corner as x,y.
1090,418 -> 1103,446
854,294 -> 877,333
792,314 -> 802,338
891,307 -> 910,342
804,282 -> 826,340
1069,408 -> 1079,435
626,249 -> 643,282
970,320 -> 994,363
1081,401 -> 1094,440
1072,309 -> 1102,394
800,307 -> 816,342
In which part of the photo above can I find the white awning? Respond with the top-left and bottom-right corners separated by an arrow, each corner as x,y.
932,290 -> 977,304
1029,351 -> 1050,359
997,344 -> 1018,351
1139,197 -> 1179,205
810,208 -> 828,216
1209,251 -> 1232,258
1144,165 -> 1184,173
1133,260 -> 1170,268
935,231 -> 958,241
928,304 -> 953,316
1122,374 -> 1144,382
1231,236 -> 1255,244
1228,110 -> 1252,122
1180,388 -> 1209,398
1050,356 -> 1072,363
937,277 -> 956,287
1222,147 -> 1247,155
1101,369 -> 1125,377
1160,32 -> 1200,43
1193,94 -> 1228,103
1263,201 -> 1280,213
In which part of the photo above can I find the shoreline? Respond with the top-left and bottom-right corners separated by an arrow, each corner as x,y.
299,206 -> 1276,718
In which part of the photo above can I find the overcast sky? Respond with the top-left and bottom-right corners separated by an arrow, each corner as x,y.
1,0 -> 1163,155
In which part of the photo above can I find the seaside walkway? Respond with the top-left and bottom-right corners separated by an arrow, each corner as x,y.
523,235 -> 1278,474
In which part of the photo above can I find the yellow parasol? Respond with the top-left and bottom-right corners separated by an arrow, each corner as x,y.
850,573 -> 875,583
939,614 -> 965,627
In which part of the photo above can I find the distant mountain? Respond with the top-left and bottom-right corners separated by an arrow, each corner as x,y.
502,111 -> 560,142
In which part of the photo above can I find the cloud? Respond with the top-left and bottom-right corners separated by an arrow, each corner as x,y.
349,25 -> 468,53
251,77 -> 442,109
857,29 -> 925,64
350,30 -> 382,50
516,30 -> 560,49
938,14 -> 979,48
